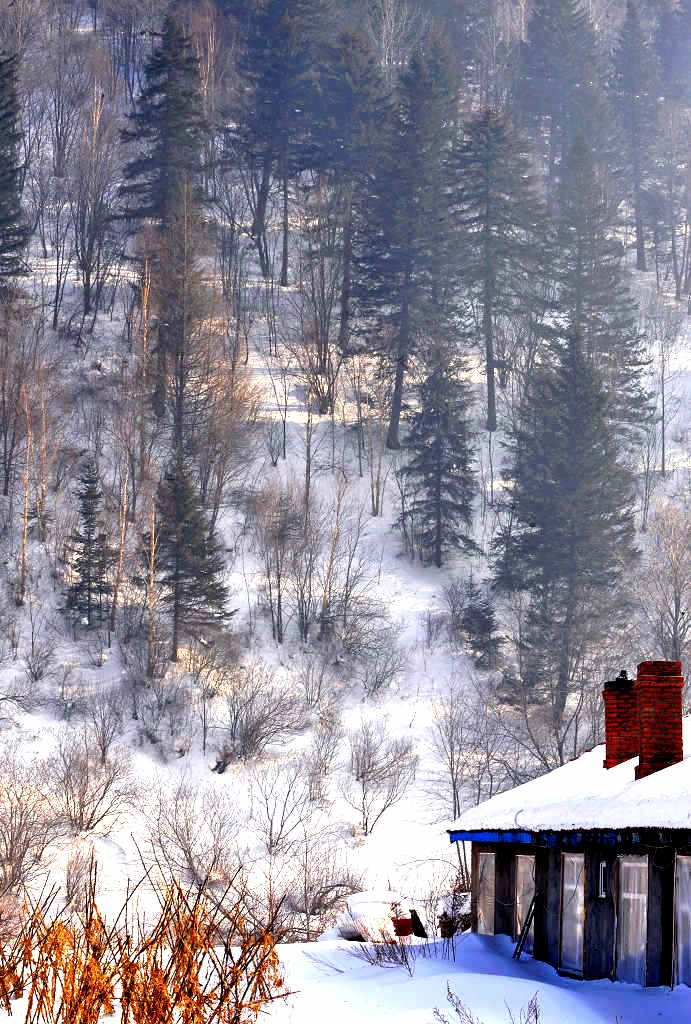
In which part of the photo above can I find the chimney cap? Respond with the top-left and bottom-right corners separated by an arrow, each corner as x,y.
604,669 -> 633,690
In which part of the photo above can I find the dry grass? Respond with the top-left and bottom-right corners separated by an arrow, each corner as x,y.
0,864 -> 286,1024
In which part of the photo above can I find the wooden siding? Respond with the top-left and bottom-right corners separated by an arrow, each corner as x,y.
468,832 -> 691,986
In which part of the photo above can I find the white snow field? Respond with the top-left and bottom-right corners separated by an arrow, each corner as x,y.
269,933 -> 691,1024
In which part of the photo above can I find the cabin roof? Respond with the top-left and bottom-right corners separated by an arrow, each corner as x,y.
449,717 -> 691,836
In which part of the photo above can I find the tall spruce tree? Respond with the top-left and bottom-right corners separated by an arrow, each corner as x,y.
493,332 -> 638,765
314,29 -> 391,351
236,0 -> 331,283
120,15 -> 209,454
353,44 -> 457,449
154,454 -> 228,662
515,0 -> 610,185
452,108 -> 546,432
68,459 -> 112,628
120,15 -> 208,230
0,53 -> 28,289
396,342 -> 475,568
552,135 -> 651,441
611,0 -> 660,271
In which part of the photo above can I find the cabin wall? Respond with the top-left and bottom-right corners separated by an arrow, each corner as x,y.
468,833 -> 688,986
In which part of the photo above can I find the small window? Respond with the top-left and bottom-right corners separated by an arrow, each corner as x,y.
477,852 -> 495,935
599,861 -> 607,899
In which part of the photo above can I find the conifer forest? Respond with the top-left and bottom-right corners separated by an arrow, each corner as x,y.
0,0 -> 688,1013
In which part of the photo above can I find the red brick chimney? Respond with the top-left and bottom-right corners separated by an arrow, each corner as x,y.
603,670 -> 639,768
635,660 -> 685,780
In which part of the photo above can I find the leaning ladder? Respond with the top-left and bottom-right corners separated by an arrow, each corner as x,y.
512,895 -> 536,960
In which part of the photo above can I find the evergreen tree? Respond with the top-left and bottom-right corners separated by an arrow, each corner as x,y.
120,15 -> 208,231
493,333 -> 638,765
611,0 -> 660,271
396,343 -> 475,568
515,0 -> 611,185
459,575 -> 502,670
354,44 -> 457,449
120,15 -> 209,453
154,454 -> 228,662
0,53 -> 28,289
552,135 -> 651,441
653,0 -> 691,104
235,0 -> 332,283
452,108 -> 546,433
314,29 -> 391,350
68,459 -> 112,627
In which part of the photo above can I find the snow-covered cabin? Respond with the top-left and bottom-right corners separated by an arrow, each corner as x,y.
448,660 -> 691,987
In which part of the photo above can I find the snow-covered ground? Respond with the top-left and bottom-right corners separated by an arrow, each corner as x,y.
271,934 -> 691,1024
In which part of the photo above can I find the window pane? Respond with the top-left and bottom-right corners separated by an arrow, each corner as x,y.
560,853 -> 584,974
616,856 -> 648,986
477,853 -> 495,935
676,856 -> 691,986
515,855 -> 535,953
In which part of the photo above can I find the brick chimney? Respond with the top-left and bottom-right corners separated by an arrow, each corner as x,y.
635,660 -> 685,780
603,670 -> 639,768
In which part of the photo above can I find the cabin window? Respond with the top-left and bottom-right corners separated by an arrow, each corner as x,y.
675,855 -> 691,985
560,853 -> 584,974
515,854 -> 535,953
616,855 -> 648,985
477,852 -> 495,935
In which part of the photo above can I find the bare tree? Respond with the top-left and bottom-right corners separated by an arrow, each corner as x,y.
218,660 -> 303,764
67,56 -> 122,317
428,675 -> 471,821
365,0 -> 429,85
252,479 -> 301,644
46,728 -> 137,833
0,743 -> 61,896
85,687 -> 125,765
285,831 -> 363,942
249,760 -> 314,857
341,720 -> 417,835
304,708 -> 343,804
147,777 -> 242,888
185,635 -> 235,756
635,498 -> 691,666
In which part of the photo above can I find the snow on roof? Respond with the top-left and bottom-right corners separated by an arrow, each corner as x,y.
449,717 -> 691,834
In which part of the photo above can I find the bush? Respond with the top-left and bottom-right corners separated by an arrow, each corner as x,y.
340,721 -> 417,835
147,778 -> 242,888
46,728 -> 137,833
218,661 -> 304,764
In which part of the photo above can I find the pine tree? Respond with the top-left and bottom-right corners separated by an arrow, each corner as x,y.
154,454 -> 228,662
68,459 -> 112,627
0,53 -> 28,290
120,15 -> 210,453
396,343 -> 475,568
653,0 -> 691,104
236,0 -> 331,283
313,29 -> 391,350
552,135 -> 651,441
120,14 -> 208,231
611,0 -> 660,271
354,44 -> 457,449
515,0 -> 611,185
493,332 -> 638,764
452,108 -> 546,433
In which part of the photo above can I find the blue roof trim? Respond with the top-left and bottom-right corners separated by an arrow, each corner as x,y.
449,830 -> 535,844
448,829 -> 621,847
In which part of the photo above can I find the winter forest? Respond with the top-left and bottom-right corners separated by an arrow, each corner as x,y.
0,0 -> 689,1016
